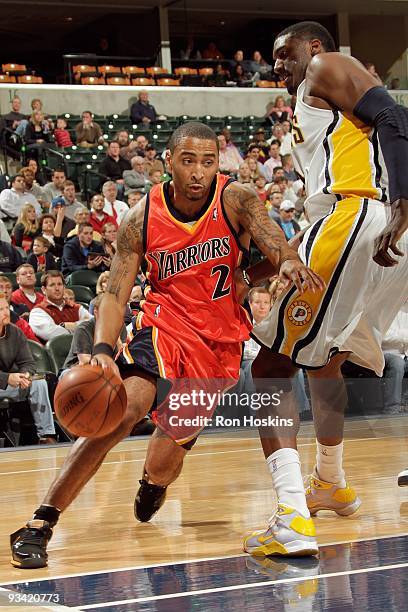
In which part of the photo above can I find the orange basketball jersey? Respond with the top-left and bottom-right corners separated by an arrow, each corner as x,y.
136,174 -> 251,344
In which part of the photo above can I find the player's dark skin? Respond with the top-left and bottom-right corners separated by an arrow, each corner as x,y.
40,136 -> 323,512
242,34 -> 408,459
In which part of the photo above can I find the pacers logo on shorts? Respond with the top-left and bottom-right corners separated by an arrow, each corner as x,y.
287,300 -> 312,326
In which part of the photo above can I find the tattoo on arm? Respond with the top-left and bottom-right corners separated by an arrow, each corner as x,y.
224,183 -> 297,269
106,199 -> 145,299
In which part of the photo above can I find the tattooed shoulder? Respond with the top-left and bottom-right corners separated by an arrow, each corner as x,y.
116,197 -> 146,258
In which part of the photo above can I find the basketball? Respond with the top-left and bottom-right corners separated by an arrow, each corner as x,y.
54,364 -> 127,438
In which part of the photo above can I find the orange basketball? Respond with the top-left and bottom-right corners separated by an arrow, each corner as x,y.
54,364 -> 127,438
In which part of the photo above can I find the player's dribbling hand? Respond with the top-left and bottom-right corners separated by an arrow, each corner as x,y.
90,353 -> 120,378
279,260 -> 325,294
373,199 -> 408,267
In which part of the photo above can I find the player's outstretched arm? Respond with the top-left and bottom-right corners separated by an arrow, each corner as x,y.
307,53 -> 408,266
93,199 -> 146,366
223,182 -> 324,294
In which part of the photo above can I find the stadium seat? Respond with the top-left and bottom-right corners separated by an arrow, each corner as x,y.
3,273 -> 17,289
106,76 -> 131,86
81,76 -> 105,85
2,63 -> 26,74
132,77 -> 155,87
68,285 -> 96,304
66,269 -> 100,292
27,340 -> 55,375
146,66 -> 169,77
17,75 -> 43,84
99,66 -> 123,77
156,78 -> 180,87
72,64 -> 97,75
198,67 -> 214,76
122,66 -> 146,77
255,80 -> 276,88
45,335 -> 73,375
0,74 -> 16,83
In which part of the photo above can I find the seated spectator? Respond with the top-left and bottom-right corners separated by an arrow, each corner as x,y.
123,156 -> 148,195
27,158 -> 45,186
127,190 -> 144,208
49,200 -> 76,240
54,117 -> 73,148
265,95 -> 293,125
3,96 -> 28,138
238,161 -> 252,185
381,302 -> 408,414
20,166 -> 47,207
62,293 -> 126,371
27,237 -> 56,273
254,175 -> 269,204
146,168 -> 162,191
268,191 -> 284,222
25,111 -> 50,147
102,181 -> 129,224
0,175 -> 42,219
12,264 -> 43,310
221,127 -> 242,155
0,295 -> 56,443
134,134 -> 149,157
43,169 -> 66,203
279,120 -> 293,155
89,194 -> 116,234
202,42 -> 224,60
365,62 -> 382,84
75,111 -> 105,148
276,176 -> 298,204
67,207 -> 101,241
247,157 -> 261,182
209,63 -> 228,87
130,91 -> 157,126
116,130 -> 138,162
218,134 -> 243,174
63,288 -> 76,307
99,141 -> 131,198
252,128 -> 269,160
0,275 -> 29,319
29,270 -> 89,343
282,154 -> 297,181
12,203 -> 40,251
100,222 -> 117,261
52,180 -> 83,220
230,49 -> 253,74
0,275 -> 38,340
277,200 -> 301,240
231,64 -> 252,87
250,50 -> 272,78
246,145 -> 267,178
30,98 -> 53,130
39,212 -> 64,257
263,140 -> 282,183
390,77 -> 400,90
143,145 -> 164,175
180,36 -> 202,60
0,241 -> 23,273
61,222 -> 107,276
96,271 -> 110,295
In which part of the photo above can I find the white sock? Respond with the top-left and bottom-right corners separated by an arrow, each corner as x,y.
316,441 -> 346,487
267,448 -> 310,518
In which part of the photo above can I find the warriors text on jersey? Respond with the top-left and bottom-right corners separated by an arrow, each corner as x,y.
292,80 -> 388,223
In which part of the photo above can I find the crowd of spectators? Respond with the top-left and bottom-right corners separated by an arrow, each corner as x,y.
0,91 -> 405,447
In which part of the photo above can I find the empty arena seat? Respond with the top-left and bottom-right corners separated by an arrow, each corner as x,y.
174,67 -> 197,76
27,340 -> 55,375
198,67 -> 214,76
0,74 -> 16,83
2,63 -> 26,74
156,78 -> 180,87
66,270 -> 99,292
45,335 -> 73,375
72,64 -> 97,74
81,76 -> 105,85
106,76 -> 131,86
131,77 -> 155,86
255,80 -> 276,88
99,66 -> 123,77
17,75 -> 43,84
146,66 -> 170,77
122,66 -> 146,76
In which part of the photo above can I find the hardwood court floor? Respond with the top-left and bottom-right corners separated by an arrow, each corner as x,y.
1,416 -> 408,583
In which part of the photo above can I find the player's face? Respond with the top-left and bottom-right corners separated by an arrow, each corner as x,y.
168,137 -> 218,202
273,34 -> 318,94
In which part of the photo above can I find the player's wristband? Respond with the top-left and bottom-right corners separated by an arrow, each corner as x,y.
242,269 -> 253,288
92,343 -> 115,358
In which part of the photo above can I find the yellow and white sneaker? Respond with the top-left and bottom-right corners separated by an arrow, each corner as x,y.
243,503 -> 319,557
305,474 -> 361,516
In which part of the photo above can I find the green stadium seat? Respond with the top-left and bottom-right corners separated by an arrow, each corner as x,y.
27,340 -> 55,375
68,284 -> 95,304
65,269 -> 99,292
45,335 -> 73,374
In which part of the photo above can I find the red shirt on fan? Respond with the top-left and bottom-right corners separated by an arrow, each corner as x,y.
11,288 -> 44,312
89,210 -> 117,234
54,128 -> 73,148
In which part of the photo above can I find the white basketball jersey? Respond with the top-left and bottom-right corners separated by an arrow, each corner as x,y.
292,80 -> 388,223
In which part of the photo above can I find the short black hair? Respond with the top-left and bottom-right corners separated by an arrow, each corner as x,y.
277,21 -> 336,52
168,121 -> 218,154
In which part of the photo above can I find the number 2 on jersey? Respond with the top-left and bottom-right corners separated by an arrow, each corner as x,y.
211,264 -> 231,300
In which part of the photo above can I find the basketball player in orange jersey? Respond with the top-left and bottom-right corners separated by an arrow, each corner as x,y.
242,22 -> 408,558
10,122 -> 323,568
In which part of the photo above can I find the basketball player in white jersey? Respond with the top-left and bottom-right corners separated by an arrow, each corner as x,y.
243,21 -> 408,557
